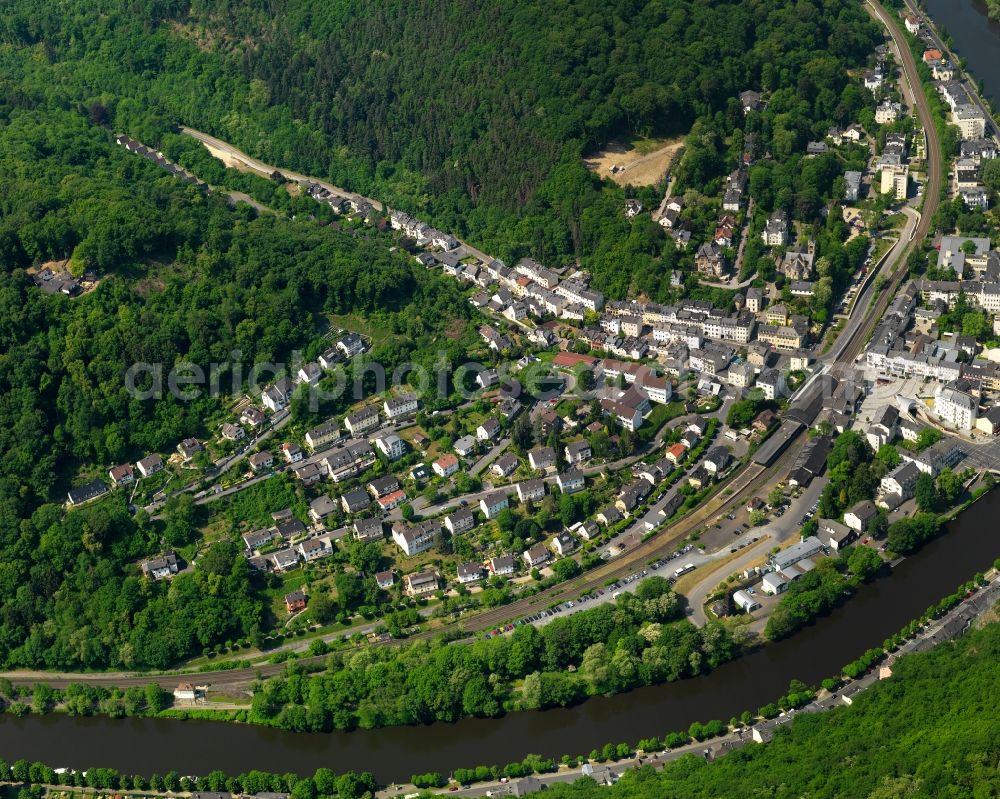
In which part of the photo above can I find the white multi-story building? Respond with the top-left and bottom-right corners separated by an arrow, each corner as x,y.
875,100 -> 902,125
955,106 -> 987,140
384,392 -> 418,420
480,491 -> 510,519
392,521 -> 439,557
374,432 -> 406,460
881,164 -> 908,200
935,383 -> 978,430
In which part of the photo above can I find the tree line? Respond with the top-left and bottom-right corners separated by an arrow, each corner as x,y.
245,577 -> 743,731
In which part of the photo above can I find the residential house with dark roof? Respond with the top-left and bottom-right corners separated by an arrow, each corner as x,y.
457,563 -> 485,584
67,479 -> 109,506
177,438 -> 203,461
353,517 -> 385,542
136,453 -> 164,477
308,495 -> 338,526
341,487 -> 371,514
404,570 -> 440,597
445,508 -> 476,535
140,552 -> 178,580
248,450 -> 274,472
491,452 -> 519,478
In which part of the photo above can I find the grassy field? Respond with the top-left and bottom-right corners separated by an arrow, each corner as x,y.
325,312 -> 402,350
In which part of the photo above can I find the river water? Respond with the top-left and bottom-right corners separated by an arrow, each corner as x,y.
0,489 -> 998,781
0,2 -> 996,781
921,0 -> 1000,102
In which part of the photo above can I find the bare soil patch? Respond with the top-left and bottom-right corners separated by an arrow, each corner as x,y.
584,136 -> 685,187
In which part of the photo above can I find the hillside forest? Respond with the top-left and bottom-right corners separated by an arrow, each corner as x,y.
0,0 -> 883,669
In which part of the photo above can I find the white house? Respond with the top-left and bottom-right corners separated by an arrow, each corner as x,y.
445,508 -> 476,535
488,554 -> 517,576
404,570 -> 440,597
384,392 -> 419,420
761,572 -> 788,595
262,377 -> 293,412
480,491 -> 510,519
457,563 -> 485,584
109,464 -> 135,486
136,453 -> 164,478
550,532 -> 577,557
523,543 -> 551,569
374,432 -> 406,460
556,470 -> 585,494
844,500 -> 878,533
516,479 -> 546,503
528,446 -> 556,471
564,440 -> 592,465
296,362 -> 322,385
477,418 -> 501,442
392,521 -> 439,557
433,453 -> 460,478
875,100 -> 902,125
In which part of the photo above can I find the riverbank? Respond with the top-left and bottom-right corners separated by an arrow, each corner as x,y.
1,483 -> 998,780
3,569 -> 997,799
918,0 -> 1000,105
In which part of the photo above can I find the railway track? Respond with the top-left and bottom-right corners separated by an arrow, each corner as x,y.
0,0 -> 944,695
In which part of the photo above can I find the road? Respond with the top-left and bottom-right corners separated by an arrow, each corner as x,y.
181,127 -> 384,214
427,573 -> 1000,799
904,0 -> 999,140
469,438 -> 511,477
181,127 -> 495,265
686,478 -> 828,625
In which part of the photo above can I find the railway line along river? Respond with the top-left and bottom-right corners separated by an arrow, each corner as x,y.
1,489 -> 998,781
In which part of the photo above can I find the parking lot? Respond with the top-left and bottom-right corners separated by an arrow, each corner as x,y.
481,548 -> 699,639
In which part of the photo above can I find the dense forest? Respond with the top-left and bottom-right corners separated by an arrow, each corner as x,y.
0,100 -> 471,669
0,0 -> 880,296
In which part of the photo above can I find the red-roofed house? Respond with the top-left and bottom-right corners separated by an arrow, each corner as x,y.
378,489 -> 408,511
433,453 -> 460,478
664,443 -> 688,465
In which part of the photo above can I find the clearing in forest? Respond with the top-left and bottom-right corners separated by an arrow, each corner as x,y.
584,135 -> 685,187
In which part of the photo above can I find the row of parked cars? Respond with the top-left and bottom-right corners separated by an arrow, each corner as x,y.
799,499 -> 820,526
483,544 -> 699,641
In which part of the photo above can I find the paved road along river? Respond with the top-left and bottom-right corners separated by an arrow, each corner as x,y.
921,0 -> 1000,102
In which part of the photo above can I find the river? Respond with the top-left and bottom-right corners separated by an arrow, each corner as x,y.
0,490 -> 998,781
921,0 -> 1000,102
